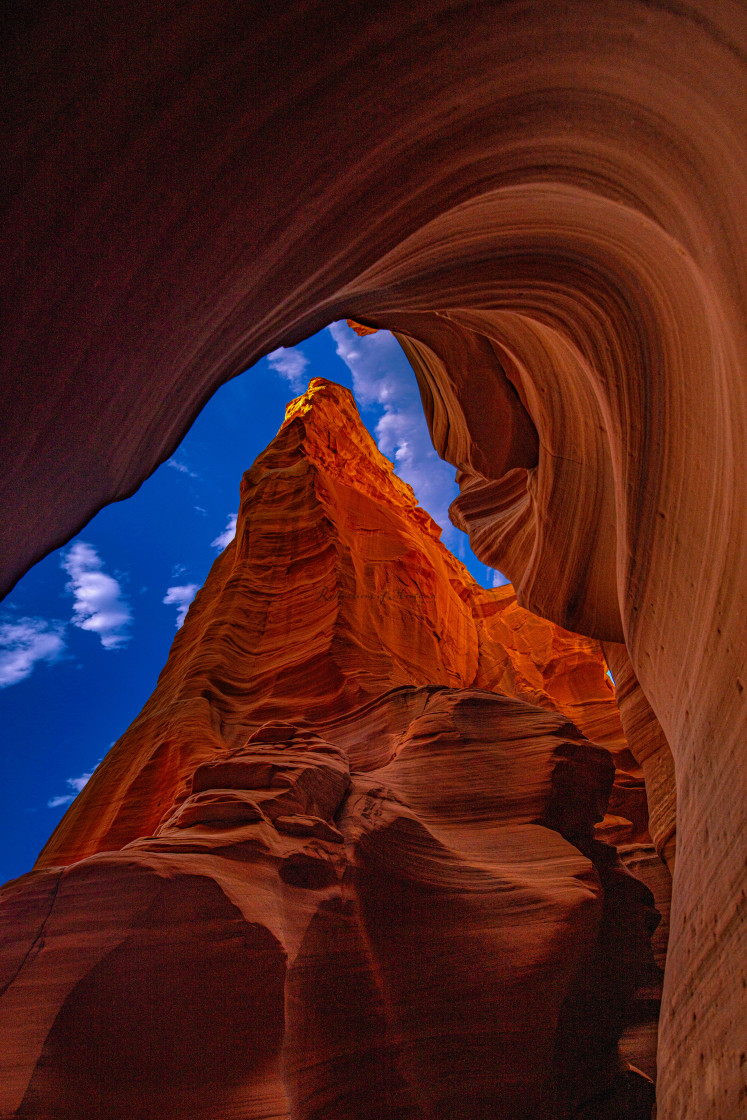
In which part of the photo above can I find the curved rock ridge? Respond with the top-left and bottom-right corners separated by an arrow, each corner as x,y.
603,642 -> 676,874
0,692 -> 659,1120
3,6 -> 745,1115
0,381 -> 663,1117
35,378 -> 633,870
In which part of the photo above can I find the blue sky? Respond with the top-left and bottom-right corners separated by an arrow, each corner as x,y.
0,322 -> 506,885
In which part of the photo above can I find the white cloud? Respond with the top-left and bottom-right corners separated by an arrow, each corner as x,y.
47,794 -> 75,808
0,617 -> 67,688
211,513 -> 237,550
62,541 -> 132,650
163,583 -> 200,627
491,568 -> 511,588
267,345 -> 309,392
47,767 -> 95,809
328,321 -> 459,537
166,458 -> 198,478
68,771 -> 93,792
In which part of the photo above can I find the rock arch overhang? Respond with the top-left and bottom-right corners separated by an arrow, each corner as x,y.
2,3 -> 745,1118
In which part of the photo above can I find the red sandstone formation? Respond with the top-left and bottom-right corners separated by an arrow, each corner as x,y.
0,382 -> 662,1118
346,319 -> 379,336
2,5 -> 745,1117
33,381 -> 636,869
602,643 -> 676,874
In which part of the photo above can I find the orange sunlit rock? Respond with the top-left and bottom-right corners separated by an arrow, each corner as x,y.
0,382 -> 661,1118
345,319 -> 379,336
36,379 -> 632,866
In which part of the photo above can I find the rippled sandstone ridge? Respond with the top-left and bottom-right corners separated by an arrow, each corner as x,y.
2,5 -> 745,1117
0,381 -> 666,1119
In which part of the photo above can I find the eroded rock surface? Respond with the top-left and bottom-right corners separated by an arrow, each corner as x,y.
2,7 -> 745,1116
0,383 -> 662,1119
1,703 -> 659,1120
35,380 -> 629,870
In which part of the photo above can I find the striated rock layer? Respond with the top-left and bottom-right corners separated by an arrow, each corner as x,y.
36,380 -> 635,870
0,382 -> 663,1119
3,7 -> 745,1113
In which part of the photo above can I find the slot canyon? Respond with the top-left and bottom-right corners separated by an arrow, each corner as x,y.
1,3 -> 745,1118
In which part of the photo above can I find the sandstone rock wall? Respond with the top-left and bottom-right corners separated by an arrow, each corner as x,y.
2,5 -> 745,1116
0,697 -> 658,1120
36,381 -> 631,871
0,383 -> 662,1119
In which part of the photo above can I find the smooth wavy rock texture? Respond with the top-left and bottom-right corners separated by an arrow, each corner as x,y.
2,5 -> 745,1117
0,699 -> 658,1120
0,382 -> 662,1119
